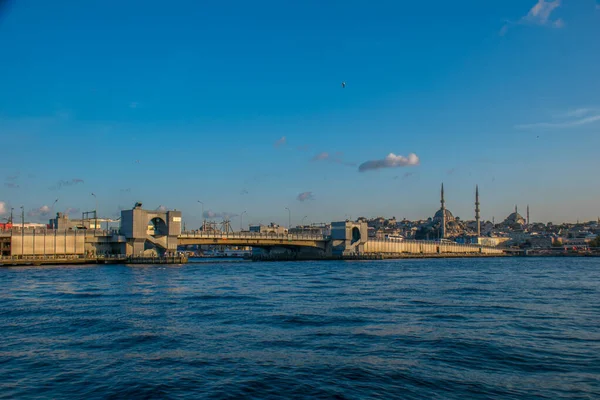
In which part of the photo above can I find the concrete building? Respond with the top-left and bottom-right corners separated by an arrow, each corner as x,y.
249,223 -> 287,235
330,221 -> 368,256
2,202 -> 181,258
120,202 -> 181,256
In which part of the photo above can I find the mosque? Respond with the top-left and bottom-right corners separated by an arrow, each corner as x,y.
432,183 -> 467,238
422,183 -> 529,240
501,205 -> 528,228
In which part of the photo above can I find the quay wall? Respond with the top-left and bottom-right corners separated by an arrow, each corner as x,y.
2,230 -> 122,257
10,231 -> 86,256
363,239 -> 504,255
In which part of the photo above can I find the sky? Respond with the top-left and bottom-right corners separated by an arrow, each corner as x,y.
1,0 -> 599,227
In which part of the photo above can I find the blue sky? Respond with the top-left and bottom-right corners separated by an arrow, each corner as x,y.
1,0 -> 599,227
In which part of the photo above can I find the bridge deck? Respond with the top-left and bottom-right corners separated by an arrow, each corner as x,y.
177,232 -> 329,249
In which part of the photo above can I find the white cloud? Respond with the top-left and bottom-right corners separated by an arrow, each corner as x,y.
563,108 -> 592,118
274,136 -> 287,147
526,0 -> 562,25
312,152 -> 329,161
0,201 -> 7,215
358,153 -> 420,172
297,191 -> 314,202
516,109 -> 600,129
501,0 -> 564,35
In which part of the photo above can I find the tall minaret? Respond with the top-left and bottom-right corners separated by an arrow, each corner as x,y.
440,183 -> 446,239
527,204 -> 530,226
515,205 -> 518,215
475,184 -> 481,237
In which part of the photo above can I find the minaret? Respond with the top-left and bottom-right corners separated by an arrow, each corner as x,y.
475,184 -> 481,237
527,204 -> 530,226
440,183 -> 446,239
515,205 -> 518,215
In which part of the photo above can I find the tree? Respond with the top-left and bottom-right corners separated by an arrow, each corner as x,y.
589,236 -> 600,248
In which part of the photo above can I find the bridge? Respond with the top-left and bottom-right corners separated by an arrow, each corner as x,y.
0,205 -> 506,262
177,231 -> 329,250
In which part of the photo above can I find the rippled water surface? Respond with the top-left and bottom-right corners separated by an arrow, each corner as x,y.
1,258 -> 599,399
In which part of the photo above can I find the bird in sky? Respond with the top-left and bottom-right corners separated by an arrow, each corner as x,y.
341,82 -> 346,88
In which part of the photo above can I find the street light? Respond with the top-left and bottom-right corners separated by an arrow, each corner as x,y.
51,199 -> 58,229
20,206 -> 24,257
302,215 -> 308,226
197,200 -> 204,230
91,193 -> 98,230
240,211 -> 247,232
285,207 -> 291,230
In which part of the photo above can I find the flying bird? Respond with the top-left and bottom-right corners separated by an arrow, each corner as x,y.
341,82 -> 346,88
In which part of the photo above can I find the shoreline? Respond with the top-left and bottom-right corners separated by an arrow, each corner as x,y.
3,253 -> 599,267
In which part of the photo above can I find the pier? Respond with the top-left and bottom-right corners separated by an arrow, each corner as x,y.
0,254 -> 188,266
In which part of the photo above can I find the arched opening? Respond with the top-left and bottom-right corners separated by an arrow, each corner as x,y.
148,217 -> 168,236
351,227 -> 361,244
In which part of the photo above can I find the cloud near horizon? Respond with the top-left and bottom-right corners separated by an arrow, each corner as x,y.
297,191 -> 315,202
28,205 -> 51,218
358,153 -> 420,172
0,201 -> 7,215
64,207 -> 80,215
203,210 -> 239,219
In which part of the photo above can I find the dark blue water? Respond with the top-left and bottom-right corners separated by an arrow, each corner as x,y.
1,258 -> 599,399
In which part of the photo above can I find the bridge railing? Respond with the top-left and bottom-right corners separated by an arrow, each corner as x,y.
179,231 -> 329,241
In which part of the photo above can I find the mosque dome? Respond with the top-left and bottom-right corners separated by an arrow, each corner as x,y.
503,211 -> 525,226
433,208 -> 455,223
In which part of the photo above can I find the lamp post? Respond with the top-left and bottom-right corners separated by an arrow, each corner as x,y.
197,200 -> 204,231
20,206 -> 24,257
10,207 -> 14,225
240,211 -> 247,232
50,199 -> 58,231
285,207 -> 291,230
91,193 -> 98,231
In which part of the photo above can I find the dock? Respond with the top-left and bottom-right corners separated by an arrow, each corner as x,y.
0,255 -> 188,267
